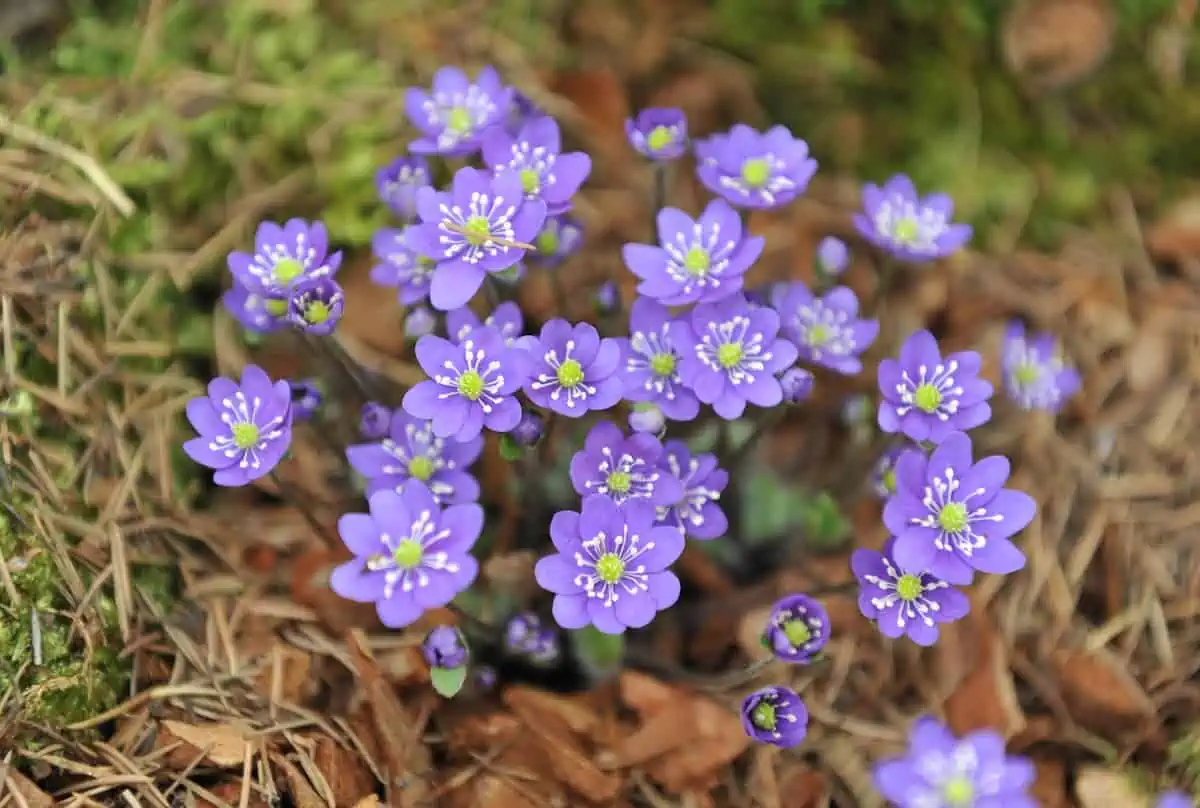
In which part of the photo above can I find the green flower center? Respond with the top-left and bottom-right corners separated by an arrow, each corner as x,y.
740,158 -> 770,188
782,619 -> 811,648
264,298 -> 289,317
895,573 -> 923,601
717,343 -> 743,369
446,106 -> 472,133
595,553 -> 625,584
606,471 -> 632,494
750,701 -> 777,731
556,358 -> 584,388
536,227 -> 559,255
231,423 -> 260,450
417,255 -> 435,271
938,502 -> 968,534
646,125 -> 674,153
463,215 -> 492,246
683,246 -> 711,276
649,352 -> 676,377
913,383 -> 942,413
808,324 -> 831,346
457,369 -> 484,400
1013,362 -> 1040,386
408,455 -> 435,481
519,168 -> 541,194
272,258 -> 304,285
893,217 -> 920,244
392,538 -> 424,569
941,776 -> 974,806
881,468 -> 897,495
304,300 -> 331,325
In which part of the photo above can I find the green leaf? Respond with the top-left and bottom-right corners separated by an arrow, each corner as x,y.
572,626 -> 625,674
498,434 -> 524,462
430,666 -> 468,698
800,491 -> 850,550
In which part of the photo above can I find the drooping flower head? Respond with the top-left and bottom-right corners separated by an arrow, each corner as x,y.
528,214 -> 584,268
370,227 -> 437,306
569,420 -> 683,507
675,294 -> 799,420
482,116 -> 591,215
851,537 -> 969,647
779,367 -> 815,404
422,625 -> 468,669
404,66 -> 513,157
535,497 -> 684,635
815,236 -> 849,277
763,594 -> 830,664
287,277 -> 345,336
878,330 -> 993,444
346,410 -> 482,505
625,107 -> 689,162
656,440 -> 728,540
623,198 -> 764,306
409,167 -> 547,311
772,282 -> 878,376
1001,321 -> 1081,413
226,219 -> 342,325
288,379 -> 322,421
854,174 -> 972,262
376,156 -> 432,221
446,300 -> 525,346
184,365 -> 293,486
330,480 -> 482,628
741,686 -> 808,747
360,402 -> 392,440
523,319 -> 623,417
403,326 -> 529,442
884,431 -> 1034,585
695,124 -> 818,210
616,297 -> 699,421
873,717 -> 1037,808
870,444 -> 914,499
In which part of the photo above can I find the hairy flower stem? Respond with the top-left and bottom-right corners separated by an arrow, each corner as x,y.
651,163 -> 668,233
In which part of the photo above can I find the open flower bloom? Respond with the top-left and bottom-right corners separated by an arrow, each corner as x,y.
184,365 -> 293,486
741,686 -> 808,747
615,297 -> 699,421
523,319 -> 623,417
695,124 -> 817,209
625,107 -> 688,161
346,410 -> 482,505
877,330 -> 993,444
771,281 -> 878,375
404,66 -> 513,157
482,115 -> 591,215
763,594 -> 830,664
851,537 -> 969,646
853,174 -> 972,262
1001,321 -> 1081,413
226,219 -> 342,318
569,420 -> 682,507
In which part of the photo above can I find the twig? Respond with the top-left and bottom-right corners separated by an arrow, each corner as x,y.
439,222 -> 535,251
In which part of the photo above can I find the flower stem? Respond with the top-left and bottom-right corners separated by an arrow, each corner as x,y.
650,163 -> 668,237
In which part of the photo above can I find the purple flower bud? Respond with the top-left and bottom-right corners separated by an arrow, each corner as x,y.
628,404 -> 665,436
287,277 -> 345,336
625,108 -> 689,162
404,306 -> 436,339
510,411 -> 544,447
359,402 -> 392,439
762,594 -> 830,663
422,625 -> 468,669
288,378 -> 323,421
594,280 -> 619,315
505,612 -> 560,666
815,236 -> 849,277
741,686 -> 808,747
779,368 -> 815,404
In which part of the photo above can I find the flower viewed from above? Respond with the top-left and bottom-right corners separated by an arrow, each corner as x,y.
288,379 -> 322,421
656,440 -> 728,540
376,156 -> 431,221
505,612 -> 560,665
873,717 -> 1037,808
772,282 -> 878,375
524,319 -> 623,417
184,365 -> 294,487
625,107 -> 689,162
1155,791 -> 1194,808
287,277 -> 345,336
370,227 -> 437,306
675,294 -> 799,419
623,198 -> 764,306
854,174 -> 972,263
569,420 -> 683,507
360,402 -> 393,440
528,214 -> 583,268
815,236 -> 849,277
346,410 -> 482,504
403,325 -> 529,442
422,625 -> 468,669
1001,321 -> 1081,413
695,124 -> 818,209
871,444 -> 913,499
779,367 -> 815,404
878,330 -> 994,444
409,167 -> 547,310
535,496 -> 684,634
330,480 -> 483,628
226,219 -> 342,322
404,65 -> 513,157
852,537 -> 969,646
447,300 -> 525,346
741,686 -> 808,748
482,116 -> 591,215
763,594 -> 830,664
883,431 -> 1034,585
615,297 -> 699,421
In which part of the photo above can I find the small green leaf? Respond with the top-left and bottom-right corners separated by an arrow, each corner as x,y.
430,666 -> 468,698
498,434 -> 524,462
572,625 -> 625,674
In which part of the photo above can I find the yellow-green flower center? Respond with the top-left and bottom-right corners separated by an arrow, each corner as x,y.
272,257 -> 304,285
808,324 -> 831,346
941,776 -> 974,806
893,217 -> 920,244
536,228 -> 559,255
683,246 -> 710,276
408,455 -> 435,481
265,298 -> 289,317
913,383 -> 942,413
895,573 -> 923,601
646,125 -> 674,153
595,553 -> 625,584
463,216 -> 492,246
457,369 -> 484,400
556,358 -> 584,388
606,471 -> 632,494
649,352 -> 676,377
740,158 -> 770,188
519,168 -> 540,194
750,701 -> 777,731
1013,362 -> 1040,386
782,620 -> 811,648
304,300 -> 331,325
446,106 -> 472,133
392,538 -> 424,569
938,502 -> 968,534
717,343 -> 743,368
231,423 -> 260,450
881,468 -> 897,495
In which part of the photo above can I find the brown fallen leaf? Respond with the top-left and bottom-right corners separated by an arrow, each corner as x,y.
194,780 -> 273,808
352,797 -> 382,808
0,768 -> 55,808
159,719 -> 250,768
1001,0 -> 1115,91
441,711 -> 568,807
338,252 -> 408,356
1126,319 -> 1172,394
939,609 -> 1026,739
1052,647 -> 1155,733
619,670 -> 675,717
1147,194 -> 1200,263
291,549 -> 383,634
777,761 -> 828,808
1030,756 -> 1072,808
1074,765 -> 1152,808
642,694 -> 749,794
254,643 -> 318,705
310,733 -> 379,808
276,754 -> 327,808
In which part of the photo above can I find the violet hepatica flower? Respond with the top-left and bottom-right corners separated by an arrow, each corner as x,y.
815,236 -> 849,277
851,537 -> 969,646
878,330 -> 993,444
741,686 -> 808,748
409,167 -> 547,311
376,156 -> 431,221
625,107 -> 688,161
1155,792 -> 1194,808
616,297 -> 699,421
346,410 -> 482,505
287,277 -> 344,336
360,402 -> 392,440
772,282 -> 878,375
446,300 -> 524,346
656,440 -> 728,540
594,280 -> 620,315
223,283 -> 285,334
510,410 -> 544,447
763,594 -> 830,664
854,174 -> 972,262
403,325 -> 529,442
184,365 -> 293,486
695,124 -> 818,210
1001,321 -> 1081,413
529,214 -> 583,268
676,294 -> 799,420
569,420 -> 683,507
331,481 -> 482,628
779,367 -> 815,405
871,444 -> 914,499
289,379 -> 322,421
524,319 -> 623,417
226,219 -> 342,319
422,625 -> 468,669
482,116 -> 591,215
623,198 -> 764,306
404,65 -> 513,157
884,431 -> 1034,585
536,496 -> 684,634
873,717 -> 1037,808
370,227 -> 437,306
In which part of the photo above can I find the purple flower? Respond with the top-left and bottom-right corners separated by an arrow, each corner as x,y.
870,445 -> 914,499
884,431 -> 1034,585
289,379 -> 322,421
360,402 -> 392,440
370,227 -> 436,306
507,90 -> 543,135
741,686 -> 808,747
376,156 -> 431,221
404,306 -> 437,339
815,236 -> 849,277
523,319 -> 623,417
446,300 -> 524,346
482,116 -> 591,215
675,294 -> 799,420
529,214 -> 583,268
623,199 -> 763,306
625,107 -> 688,161
569,420 -> 683,507
615,297 -> 699,422
594,280 -> 620,315
536,496 -> 684,634
226,219 -> 342,310
763,594 -> 829,664
331,481 -> 482,628
223,283 -> 286,334
510,410 -> 544,447
403,325 -> 529,441
409,167 -> 546,311
873,717 -> 1037,808
183,365 -> 293,486
346,410 -> 482,505
287,277 -> 344,336
1155,792 -> 1194,808
404,66 -> 513,157
772,282 -> 878,375
779,367 -> 815,405
505,612 -> 560,665
854,174 -> 972,262
878,330 -> 994,444
1001,321 -> 1081,413
695,124 -> 817,210
851,537 -> 969,646
656,440 -> 728,540
422,625 -> 468,669
628,404 -> 665,436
